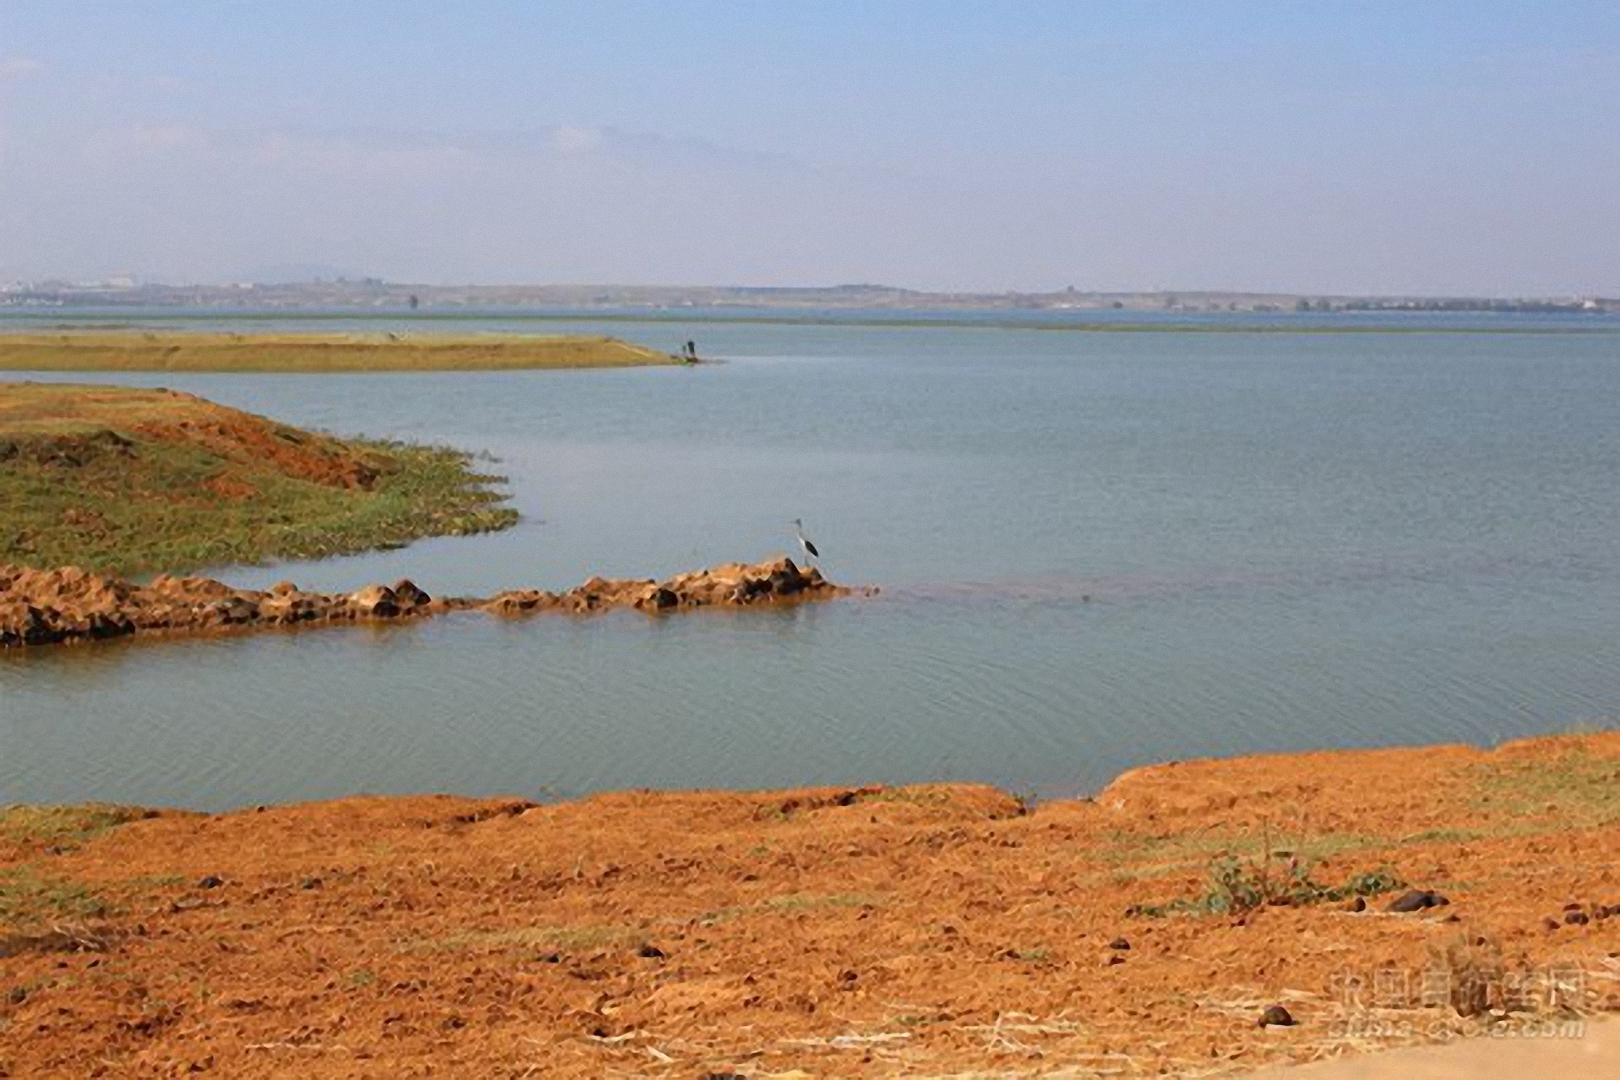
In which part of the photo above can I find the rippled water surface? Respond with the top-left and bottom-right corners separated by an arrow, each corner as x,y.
5,312 -> 1620,809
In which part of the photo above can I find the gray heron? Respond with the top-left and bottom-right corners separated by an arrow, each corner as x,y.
791,518 -> 820,566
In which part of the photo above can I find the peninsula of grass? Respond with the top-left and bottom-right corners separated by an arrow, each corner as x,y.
0,382 -> 518,575
0,332 -> 678,373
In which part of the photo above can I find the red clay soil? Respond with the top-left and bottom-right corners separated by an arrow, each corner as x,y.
1,733 -> 1616,1078
129,412 -> 379,491
0,556 -> 850,648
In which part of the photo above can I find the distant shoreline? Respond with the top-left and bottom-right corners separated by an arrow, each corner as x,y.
2,312 -> 1614,337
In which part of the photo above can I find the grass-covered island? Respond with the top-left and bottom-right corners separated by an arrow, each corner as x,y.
0,331 -> 678,372
0,382 -> 517,574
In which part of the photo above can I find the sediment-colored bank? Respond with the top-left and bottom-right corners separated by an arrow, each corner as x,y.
0,331 -> 678,372
0,556 -> 849,648
0,733 -> 1615,1076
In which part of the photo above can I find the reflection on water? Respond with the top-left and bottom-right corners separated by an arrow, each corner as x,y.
4,313 -> 1620,810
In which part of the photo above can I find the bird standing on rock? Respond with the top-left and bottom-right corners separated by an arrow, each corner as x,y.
792,518 -> 820,567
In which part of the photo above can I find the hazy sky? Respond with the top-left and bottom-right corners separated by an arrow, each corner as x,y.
1,1 -> 1616,294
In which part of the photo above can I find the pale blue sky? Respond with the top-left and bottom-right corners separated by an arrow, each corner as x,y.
1,1 -> 1616,293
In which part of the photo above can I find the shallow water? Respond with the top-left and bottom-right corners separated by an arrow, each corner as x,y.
4,312 -> 1620,809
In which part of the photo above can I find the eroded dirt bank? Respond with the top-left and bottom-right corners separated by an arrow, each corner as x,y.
0,556 -> 849,648
1,734 -> 1616,1077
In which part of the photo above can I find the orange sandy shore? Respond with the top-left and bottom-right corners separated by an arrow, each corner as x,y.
1,733 -> 1617,1077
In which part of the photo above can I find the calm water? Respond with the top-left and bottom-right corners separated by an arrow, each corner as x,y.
4,313 -> 1620,810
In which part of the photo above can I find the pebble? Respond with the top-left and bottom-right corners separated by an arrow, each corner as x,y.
1258,1004 -> 1296,1028
637,944 -> 666,959
1386,889 -> 1447,913
196,875 -> 224,890
1108,936 -> 1131,950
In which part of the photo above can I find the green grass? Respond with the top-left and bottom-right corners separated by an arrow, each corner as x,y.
1129,857 -> 1405,918
697,892 -> 880,927
1095,827 -> 1389,882
1469,746 -> 1620,827
0,868 -> 110,930
0,805 -> 144,851
0,332 -> 679,372
1,383 -> 518,575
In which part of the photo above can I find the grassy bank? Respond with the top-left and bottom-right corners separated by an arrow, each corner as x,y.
0,332 -> 678,372
0,382 -> 517,575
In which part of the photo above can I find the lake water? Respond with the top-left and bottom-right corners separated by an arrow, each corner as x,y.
4,311 -> 1620,810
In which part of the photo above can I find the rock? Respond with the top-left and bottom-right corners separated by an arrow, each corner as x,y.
1542,916 -> 1561,932
391,579 -> 430,609
643,587 -> 679,612
1258,1004 -> 1295,1028
0,556 -> 851,649
196,875 -> 224,890
636,944 -> 666,959
1108,937 -> 1131,950
348,585 -> 399,618
1386,889 -> 1447,913
1346,896 -> 1367,912
1566,910 -> 1590,926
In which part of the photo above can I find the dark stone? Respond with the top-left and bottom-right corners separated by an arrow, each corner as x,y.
391,579 -> 431,608
1566,910 -> 1590,926
1542,916 -> 1561,932
538,952 -> 562,964
1108,937 -> 1131,950
300,876 -> 322,890
1347,896 -> 1366,912
647,587 -> 679,611
1258,1004 -> 1296,1028
196,875 -> 224,890
6,985 -> 27,1005
1106,954 -> 1125,966
1386,889 -> 1446,913
637,944 -> 666,959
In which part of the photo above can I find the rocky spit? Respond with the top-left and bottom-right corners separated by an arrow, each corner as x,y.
0,556 -> 852,649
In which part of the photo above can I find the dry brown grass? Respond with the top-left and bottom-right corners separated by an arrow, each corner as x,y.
0,331 -> 677,372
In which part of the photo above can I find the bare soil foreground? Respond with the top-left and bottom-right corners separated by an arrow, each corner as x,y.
0,383 -> 516,574
1243,1015 -> 1615,1078
0,556 -> 847,649
1,734 -> 1615,1077
0,332 -> 677,372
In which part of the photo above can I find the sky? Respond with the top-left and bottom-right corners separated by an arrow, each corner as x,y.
1,1 -> 1617,295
